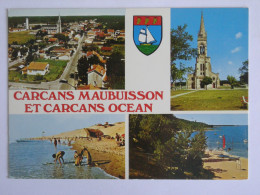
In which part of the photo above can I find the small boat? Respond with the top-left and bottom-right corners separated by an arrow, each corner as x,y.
214,133 -> 217,135
16,139 -> 30,142
138,26 -> 156,45
243,139 -> 248,143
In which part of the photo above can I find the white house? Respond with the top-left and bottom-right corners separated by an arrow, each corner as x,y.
23,62 -> 49,75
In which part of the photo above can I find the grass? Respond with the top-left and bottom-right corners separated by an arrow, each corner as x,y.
8,59 -> 68,83
36,59 -> 68,81
8,31 -> 35,45
137,45 -> 159,55
171,89 -> 248,110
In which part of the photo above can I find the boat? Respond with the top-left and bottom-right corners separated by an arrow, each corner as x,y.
16,139 -> 31,142
243,139 -> 248,143
138,26 -> 156,45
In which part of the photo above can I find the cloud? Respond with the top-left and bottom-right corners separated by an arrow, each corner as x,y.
228,61 -> 233,65
231,47 -> 242,53
235,32 -> 242,39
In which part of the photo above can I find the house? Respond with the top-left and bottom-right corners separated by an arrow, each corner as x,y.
23,62 -> 49,75
48,38 -> 58,43
101,47 -> 112,52
87,64 -> 107,88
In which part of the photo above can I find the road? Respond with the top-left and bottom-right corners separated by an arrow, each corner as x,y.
9,36 -> 85,90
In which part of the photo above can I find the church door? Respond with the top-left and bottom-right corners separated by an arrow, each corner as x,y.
213,83 -> 215,88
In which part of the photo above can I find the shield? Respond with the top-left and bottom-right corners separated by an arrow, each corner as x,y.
133,16 -> 162,56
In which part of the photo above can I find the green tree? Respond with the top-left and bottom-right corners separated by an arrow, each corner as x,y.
11,48 -> 19,59
106,51 -> 125,89
20,47 -> 28,56
201,76 -> 212,90
25,52 -> 34,65
239,60 -> 248,84
87,55 -> 99,65
129,114 -> 208,178
171,24 -> 196,89
77,56 -> 89,84
227,75 -> 237,89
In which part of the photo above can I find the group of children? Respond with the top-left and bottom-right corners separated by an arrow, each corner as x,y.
52,147 -> 92,166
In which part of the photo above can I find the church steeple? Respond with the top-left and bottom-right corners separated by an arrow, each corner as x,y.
198,12 -> 207,39
57,13 -> 62,33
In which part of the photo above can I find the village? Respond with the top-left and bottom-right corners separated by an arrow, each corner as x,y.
8,15 -> 125,90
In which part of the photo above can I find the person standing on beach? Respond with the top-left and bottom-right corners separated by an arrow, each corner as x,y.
74,151 -> 83,166
52,151 -> 65,165
54,138 -> 57,148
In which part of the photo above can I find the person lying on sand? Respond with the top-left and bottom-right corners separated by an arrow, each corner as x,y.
52,151 -> 65,165
74,151 -> 83,166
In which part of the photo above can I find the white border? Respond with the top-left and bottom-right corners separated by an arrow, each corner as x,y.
1,0 -> 260,194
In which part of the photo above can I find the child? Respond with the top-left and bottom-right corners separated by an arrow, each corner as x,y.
52,151 -> 65,165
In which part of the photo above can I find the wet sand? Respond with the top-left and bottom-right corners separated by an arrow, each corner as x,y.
72,138 -> 125,179
203,150 -> 248,180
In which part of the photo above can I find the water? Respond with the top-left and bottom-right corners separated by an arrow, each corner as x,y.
195,125 -> 248,158
9,140 -> 116,179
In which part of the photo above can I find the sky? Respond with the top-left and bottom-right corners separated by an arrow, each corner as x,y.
171,8 -> 248,80
175,114 -> 248,126
8,8 -> 125,17
9,114 -> 125,141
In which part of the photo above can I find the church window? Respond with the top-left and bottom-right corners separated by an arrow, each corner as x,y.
200,45 -> 205,54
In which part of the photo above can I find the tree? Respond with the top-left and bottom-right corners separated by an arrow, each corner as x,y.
239,60 -> 248,84
87,55 -> 99,65
20,47 -> 28,56
171,24 -> 197,89
106,51 -> 125,89
11,48 -> 19,59
227,75 -> 237,89
25,52 -> 34,65
201,76 -> 212,90
130,114 -> 208,178
77,56 -> 89,84
175,63 -> 193,89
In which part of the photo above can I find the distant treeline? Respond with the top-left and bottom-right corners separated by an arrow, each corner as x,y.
8,15 -> 125,29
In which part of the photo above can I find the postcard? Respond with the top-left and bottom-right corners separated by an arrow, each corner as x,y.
7,8 -> 248,181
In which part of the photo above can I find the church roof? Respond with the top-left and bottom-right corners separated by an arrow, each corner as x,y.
198,12 -> 207,38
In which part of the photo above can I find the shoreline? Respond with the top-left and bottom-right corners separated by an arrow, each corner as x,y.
71,138 -> 125,179
203,149 -> 248,179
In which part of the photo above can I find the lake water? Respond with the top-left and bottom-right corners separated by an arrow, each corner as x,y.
201,125 -> 248,158
9,140 -> 116,179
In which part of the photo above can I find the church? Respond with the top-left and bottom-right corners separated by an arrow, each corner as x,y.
41,14 -> 62,34
187,13 -> 220,89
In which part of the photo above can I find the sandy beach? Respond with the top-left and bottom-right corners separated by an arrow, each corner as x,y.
72,138 -> 125,179
37,122 -> 125,179
203,150 -> 248,180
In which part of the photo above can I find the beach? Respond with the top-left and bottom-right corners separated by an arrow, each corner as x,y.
203,150 -> 248,180
72,138 -> 125,179
44,122 -> 125,179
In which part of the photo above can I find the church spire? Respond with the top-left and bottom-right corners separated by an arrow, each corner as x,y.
198,11 -> 207,38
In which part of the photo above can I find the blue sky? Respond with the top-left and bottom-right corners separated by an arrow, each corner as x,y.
171,8 -> 248,80
175,114 -> 248,125
8,8 -> 125,16
9,114 -> 125,141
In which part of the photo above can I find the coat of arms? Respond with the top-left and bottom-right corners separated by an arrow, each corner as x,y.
133,16 -> 162,56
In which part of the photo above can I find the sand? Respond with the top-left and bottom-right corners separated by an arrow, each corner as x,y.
42,122 -> 125,179
203,150 -> 248,180
72,138 -> 125,179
